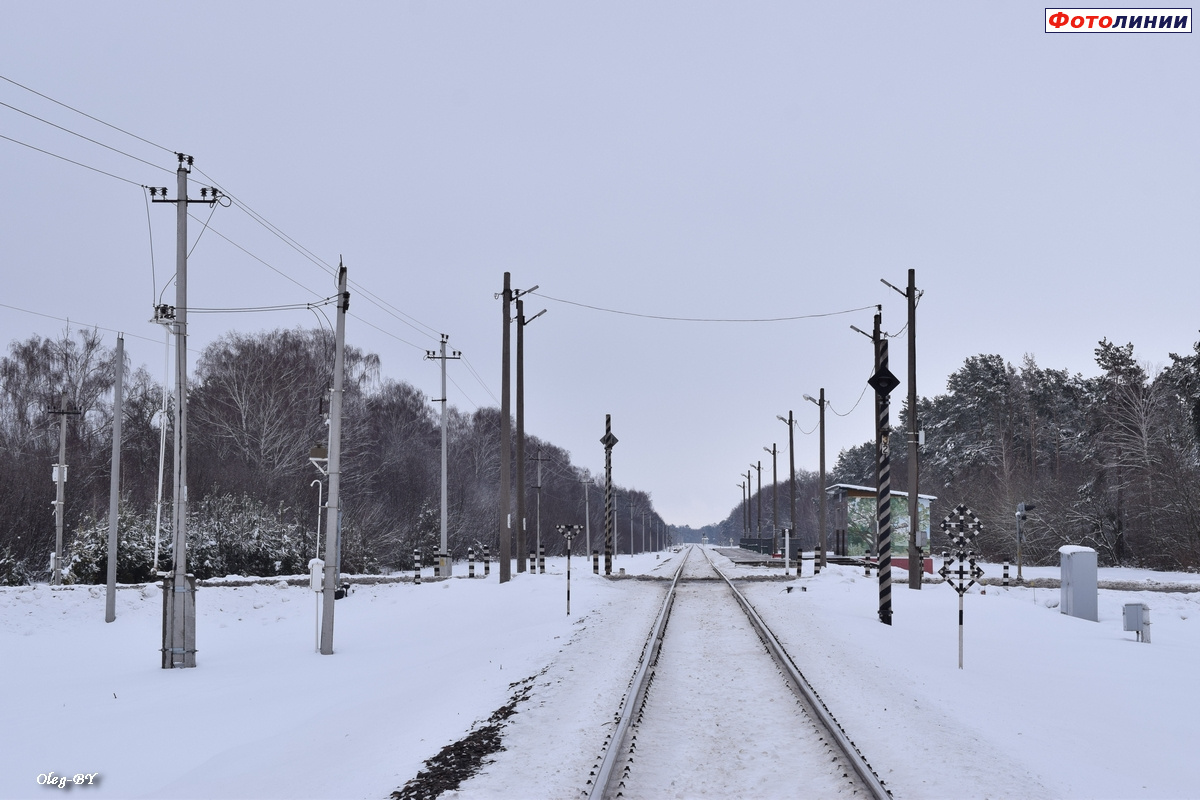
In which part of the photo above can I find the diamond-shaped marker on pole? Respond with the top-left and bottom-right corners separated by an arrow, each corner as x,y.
868,367 -> 900,396
600,430 -> 618,449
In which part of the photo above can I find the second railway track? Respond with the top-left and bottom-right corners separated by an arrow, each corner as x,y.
587,545 -> 890,799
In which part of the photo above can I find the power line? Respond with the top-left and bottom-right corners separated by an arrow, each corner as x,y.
0,98 -> 173,175
829,378 -> 871,417
0,133 -> 143,186
531,291 -> 878,324
0,301 -> 163,345
347,312 -> 426,352
0,72 -> 174,154
461,355 -> 500,405
190,297 -> 337,314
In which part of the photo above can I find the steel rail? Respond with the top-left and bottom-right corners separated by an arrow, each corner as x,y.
586,546 -> 691,800
699,546 -> 892,800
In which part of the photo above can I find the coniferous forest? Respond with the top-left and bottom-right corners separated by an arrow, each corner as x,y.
2,327 -> 1199,584
694,339 -> 1200,571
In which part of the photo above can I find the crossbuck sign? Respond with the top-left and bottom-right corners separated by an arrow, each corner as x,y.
940,504 -> 984,669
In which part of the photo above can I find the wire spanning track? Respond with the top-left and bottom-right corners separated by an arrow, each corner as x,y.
585,545 -> 891,800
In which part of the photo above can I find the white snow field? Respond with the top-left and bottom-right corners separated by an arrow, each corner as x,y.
3,547 -> 1199,799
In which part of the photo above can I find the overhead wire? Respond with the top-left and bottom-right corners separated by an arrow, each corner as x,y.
0,301 -> 163,346
0,132 -> 144,187
0,98 -> 173,175
0,73 -> 174,155
531,290 -> 878,324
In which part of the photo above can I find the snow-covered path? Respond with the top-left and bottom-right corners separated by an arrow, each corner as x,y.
5,549 -> 1200,799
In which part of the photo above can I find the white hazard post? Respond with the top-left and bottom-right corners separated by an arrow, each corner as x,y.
319,263 -> 349,655
784,528 -> 790,577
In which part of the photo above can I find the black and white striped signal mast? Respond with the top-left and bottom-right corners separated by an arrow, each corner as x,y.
600,416 -> 618,575
854,306 -> 899,625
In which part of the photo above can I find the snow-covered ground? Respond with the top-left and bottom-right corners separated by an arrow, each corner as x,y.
2,548 -> 1197,799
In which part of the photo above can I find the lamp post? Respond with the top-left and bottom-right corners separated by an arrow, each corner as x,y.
803,391 -> 828,569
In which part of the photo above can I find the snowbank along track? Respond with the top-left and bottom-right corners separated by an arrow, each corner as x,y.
585,545 -> 891,799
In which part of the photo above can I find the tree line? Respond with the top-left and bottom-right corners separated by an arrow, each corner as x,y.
0,327 -> 664,584
712,337 -> 1200,570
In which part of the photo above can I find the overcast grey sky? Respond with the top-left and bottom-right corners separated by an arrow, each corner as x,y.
2,3 -> 1197,528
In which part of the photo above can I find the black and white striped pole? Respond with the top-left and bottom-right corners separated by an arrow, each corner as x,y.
939,505 -> 985,669
413,548 -> 422,585
469,547 -> 476,579
483,545 -> 490,577
857,307 -> 899,626
558,524 -> 581,615
601,415 -> 618,576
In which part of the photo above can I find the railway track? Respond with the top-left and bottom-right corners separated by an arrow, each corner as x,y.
586,544 -> 890,799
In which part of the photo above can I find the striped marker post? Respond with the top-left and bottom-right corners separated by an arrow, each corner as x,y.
593,550 -> 599,575
468,547 -> 476,578
866,314 -> 899,627
557,525 -> 581,614
1003,559 -> 1010,586
539,544 -> 545,574
601,415 -> 618,576
483,545 -> 490,577
413,548 -> 421,585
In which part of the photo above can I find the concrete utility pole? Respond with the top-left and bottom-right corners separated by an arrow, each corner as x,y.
629,498 -> 634,556
778,412 -> 796,559
498,273 -> 513,583
738,481 -> 746,540
751,461 -> 763,537
764,444 -> 778,554
513,289 -> 543,574
531,448 -> 549,571
884,269 -> 922,590
319,262 -> 350,655
581,477 -> 592,558
105,335 -> 124,622
151,154 -> 220,668
601,415 -> 618,575
48,389 -> 78,585
803,391 -> 829,568
425,335 -> 460,578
